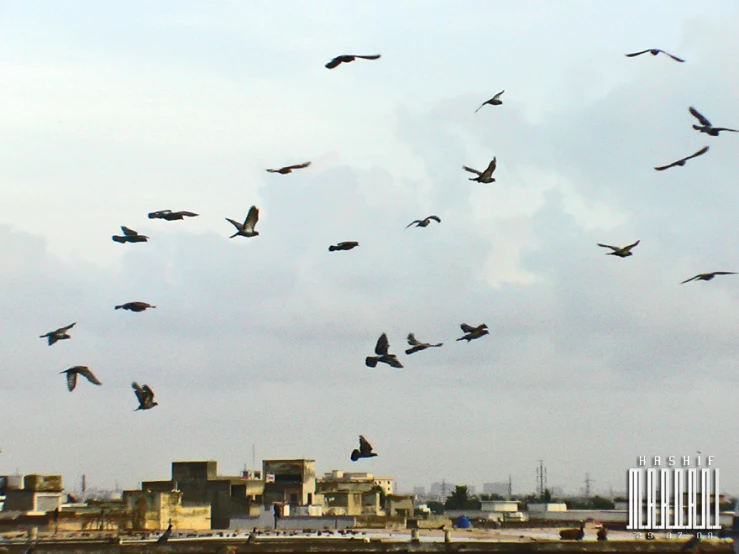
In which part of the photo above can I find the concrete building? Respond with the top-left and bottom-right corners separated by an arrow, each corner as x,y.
315,470 -> 397,516
2,474 -> 64,514
123,490 -> 211,531
262,459 -> 316,506
139,461 -> 264,529
483,482 -> 509,496
480,500 -> 525,522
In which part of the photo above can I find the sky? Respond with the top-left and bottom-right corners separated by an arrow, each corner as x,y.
2,0 -> 739,499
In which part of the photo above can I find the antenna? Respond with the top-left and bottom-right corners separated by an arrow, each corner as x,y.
508,475 -> 512,499
252,444 -> 256,471
584,473 -> 594,498
536,460 -> 547,497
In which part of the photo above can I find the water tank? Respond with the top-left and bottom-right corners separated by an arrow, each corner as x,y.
7,474 -> 23,490
455,515 -> 471,529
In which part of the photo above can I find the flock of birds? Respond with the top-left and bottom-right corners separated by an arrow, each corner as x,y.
33,44 -> 737,507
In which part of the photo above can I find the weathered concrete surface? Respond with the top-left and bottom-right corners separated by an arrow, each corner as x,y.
0,538 -> 734,554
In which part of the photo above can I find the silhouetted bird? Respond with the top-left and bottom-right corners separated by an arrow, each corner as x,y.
226,206 -> 259,238
156,521 -> 172,544
266,162 -> 311,174
681,271 -> 737,284
40,322 -> 76,346
365,333 -> 403,368
654,146 -> 709,171
405,333 -> 443,355
406,216 -> 441,228
115,301 -> 156,312
350,435 -> 377,461
112,226 -> 148,243
597,240 -> 640,257
61,366 -> 102,392
625,49 -> 684,62
456,323 -> 489,342
132,382 -> 158,410
325,54 -> 381,69
329,241 -> 359,251
475,90 -> 505,113
688,107 -> 738,136
463,158 -> 497,182
148,210 -> 199,220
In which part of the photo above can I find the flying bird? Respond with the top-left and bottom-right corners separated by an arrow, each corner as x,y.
456,323 -> 489,342
325,54 -> 381,69
654,146 -> 709,171
365,333 -> 403,368
688,107 -> 738,136
147,210 -> 199,221
266,162 -> 311,174
597,240 -> 640,258
625,49 -> 685,62
350,435 -> 378,462
40,322 -> 76,346
132,382 -> 158,410
115,302 -> 156,312
226,206 -> 259,238
463,158 -> 497,183
405,333 -> 443,355
406,216 -> 441,229
60,366 -> 102,392
681,271 -> 737,284
329,241 -> 359,252
156,521 -> 173,545
475,90 -> 505,113
112,226 -> 148,244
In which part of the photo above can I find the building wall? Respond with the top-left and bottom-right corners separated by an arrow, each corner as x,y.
124,490 -> 211,531
262,460 -> 316,506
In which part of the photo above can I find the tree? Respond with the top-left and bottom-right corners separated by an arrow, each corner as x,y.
426,501 -> 445,515
541,488 -> 552,503
444,485 -> 481,510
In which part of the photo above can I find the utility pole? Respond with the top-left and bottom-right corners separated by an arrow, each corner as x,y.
536,460 -> 547,497
508,475 -> 512,499
584,474 -> 594,498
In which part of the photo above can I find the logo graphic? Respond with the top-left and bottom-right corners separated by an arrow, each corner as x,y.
627,456 -> 720,530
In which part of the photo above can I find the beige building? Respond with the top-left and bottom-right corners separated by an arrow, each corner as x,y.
2,474 -> 64,514
262,459 -> 316,506
140,461 -> 264,528
315,470 -> 394,516
123,490 -> 211,531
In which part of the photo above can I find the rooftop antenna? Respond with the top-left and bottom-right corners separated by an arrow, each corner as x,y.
508,475 -> 512,499
252,444 -> 256,471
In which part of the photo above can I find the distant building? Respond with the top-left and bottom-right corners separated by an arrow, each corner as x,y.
412,486 -> 426,498
429,482 -> 450,499
315,470 -> 394,516
262,459 -> 316,507
2,474 -> 64,514
483,482 -> 509,496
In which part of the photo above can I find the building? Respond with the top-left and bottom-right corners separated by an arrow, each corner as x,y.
315,470 -> 389,516
262,459 -> 316,507
122,490 -> 211,531
480,500 -> 525,521
2,474 -> 64,514
483,482 -> 510,496
139,461 -> 264,529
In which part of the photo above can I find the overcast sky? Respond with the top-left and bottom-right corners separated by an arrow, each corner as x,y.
2,0 -> 739,498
